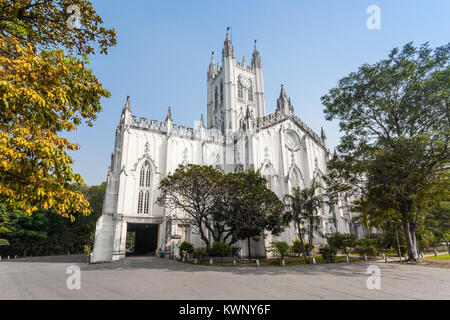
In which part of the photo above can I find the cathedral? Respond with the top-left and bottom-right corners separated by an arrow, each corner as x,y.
91,32 -> 360,263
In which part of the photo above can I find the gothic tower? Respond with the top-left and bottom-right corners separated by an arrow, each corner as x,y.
207,31 -> 266,134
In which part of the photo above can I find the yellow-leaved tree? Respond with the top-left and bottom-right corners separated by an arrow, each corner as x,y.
0,0 -> 116,220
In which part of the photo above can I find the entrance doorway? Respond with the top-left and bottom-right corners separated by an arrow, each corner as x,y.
126,223 -> 159,256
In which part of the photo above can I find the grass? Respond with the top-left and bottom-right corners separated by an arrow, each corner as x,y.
180,255 -> 373,268
423,253 -> 450,261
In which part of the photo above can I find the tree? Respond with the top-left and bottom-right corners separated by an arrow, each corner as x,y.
0,1 -> 116,219
157,165 -> 223,251
322,43 -> 450,262
223,170 -> 286,259
0,183 -> 105,256
0,0 -> 116,55
425,202 -> 450,254
283,180 -> 326,263
326,232 -> 356,259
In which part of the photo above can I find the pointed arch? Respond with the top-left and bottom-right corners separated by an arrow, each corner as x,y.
287,165 -> 305,194
133,157 -> 157,215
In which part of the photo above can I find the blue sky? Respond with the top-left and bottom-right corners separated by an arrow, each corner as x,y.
68,0 -> 450,185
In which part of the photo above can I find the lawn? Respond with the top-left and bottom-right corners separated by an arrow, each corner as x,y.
180,255 -> 372,267
424,253 -> 450,261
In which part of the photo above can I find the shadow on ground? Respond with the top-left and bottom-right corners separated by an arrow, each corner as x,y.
78,256 -> 379,278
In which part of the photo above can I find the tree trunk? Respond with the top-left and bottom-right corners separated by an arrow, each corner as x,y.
247,238 -> 251,260
402,220 -> 419,262
296,223 -> 308,264
198,226 -> 211,252
395,227 -> 402,259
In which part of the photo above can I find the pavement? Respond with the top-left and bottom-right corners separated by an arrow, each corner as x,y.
0,255 -> 449,300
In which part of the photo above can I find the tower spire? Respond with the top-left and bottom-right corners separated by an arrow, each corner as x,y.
222,27 -> 235,58
123,95 -> 131,112
199,114 -> 205,128
252,39 -> 262,68
277,84 -> 294,116
208,51 -> 216,80
165,106 -> 172,122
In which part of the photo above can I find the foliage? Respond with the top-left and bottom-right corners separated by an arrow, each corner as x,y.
326,232 -> 356,258
221,170 -> 287,259
291,238 -> 304,256
158,166 -> 286,257
270,241 -> 290,259
179,241 -> 194,255
283,180 -> 327,263
193,248 -> 207,261
354,239 -> 377,257
319,245 -> 338,263
0,0 -> 117,55
210,242 -> 232,258
323,42 -> 450,262
0,1 -> 116,219
0,183 -> 105,257
157,164 -> 224,250
424,202 -> 450,253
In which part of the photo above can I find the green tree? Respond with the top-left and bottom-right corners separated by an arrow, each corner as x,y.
223,170 -> 286,259
0,183 -> 105,257
323,43 -> 450,262
425,202 -> 450,254
157,165 -> 224,251
283,180 -> 326,263
326,232 -> 356,259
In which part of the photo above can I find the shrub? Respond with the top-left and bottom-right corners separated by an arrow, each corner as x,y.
319,245 -> 338,263
179,241 -> 194,254
291,238 -> 304,256
326,232 -> 356,257
211,242 -> 232,258
270,242 -> 290,259
355,239 -> 377,257
193,248 -> 207,261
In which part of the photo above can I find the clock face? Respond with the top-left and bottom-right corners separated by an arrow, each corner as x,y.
239,76 -> 251,89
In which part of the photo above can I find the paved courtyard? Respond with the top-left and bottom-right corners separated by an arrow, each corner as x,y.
0,255 -> 449,300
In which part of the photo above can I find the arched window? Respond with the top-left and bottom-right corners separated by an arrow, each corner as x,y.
137,162 -> 152,214
139,167 -> 145,187
144,192 -> 150,214
145,166 -> 151,187
238,82 -> 244,99
137,191 -> 144,214
248,81 -> 254,101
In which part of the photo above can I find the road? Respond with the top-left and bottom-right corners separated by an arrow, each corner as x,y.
0,255 -> 449,300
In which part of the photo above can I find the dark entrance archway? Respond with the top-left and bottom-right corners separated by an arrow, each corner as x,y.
126,223 -> 159,256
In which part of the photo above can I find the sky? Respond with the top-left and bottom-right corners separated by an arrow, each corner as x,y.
67,0 -> 450,185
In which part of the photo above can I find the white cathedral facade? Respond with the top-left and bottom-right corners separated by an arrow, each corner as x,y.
91,32 -> 361,263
